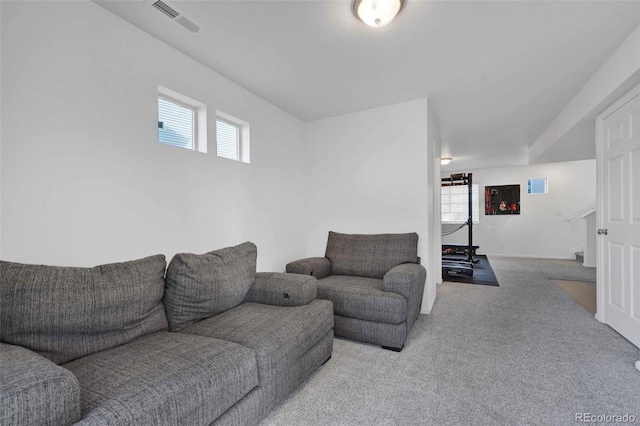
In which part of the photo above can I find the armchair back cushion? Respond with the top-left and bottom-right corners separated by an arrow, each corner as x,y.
0,255 -> 168,365
325,232 -> 419,279
164,242 -> 257,331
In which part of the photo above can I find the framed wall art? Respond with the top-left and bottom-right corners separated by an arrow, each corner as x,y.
485,184 -> 520,215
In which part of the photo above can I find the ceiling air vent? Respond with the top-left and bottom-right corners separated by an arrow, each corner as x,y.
175,15 -> 200,33
148,0 -> 201,34
151,0 -> 179,19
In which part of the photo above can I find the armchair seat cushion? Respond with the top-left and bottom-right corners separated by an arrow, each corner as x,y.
63,331 -> 257,426
317,275 -> 407,324
180,300 -> 333,386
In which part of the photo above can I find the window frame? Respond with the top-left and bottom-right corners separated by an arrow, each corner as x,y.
158,95 -> 197,151
441,183 -> 480,225
216,110 -> 250,164
157,85 -> 207,153
216,117 -> 241,161
527,177 -> 548,195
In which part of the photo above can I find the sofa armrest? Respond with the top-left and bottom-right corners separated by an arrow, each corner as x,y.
0,343 -> 81,426
285,257 -> 331,279
383,263 -> 427,301
245,272 -> 317,307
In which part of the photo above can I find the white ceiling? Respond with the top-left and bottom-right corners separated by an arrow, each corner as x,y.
95,0 -> 640,170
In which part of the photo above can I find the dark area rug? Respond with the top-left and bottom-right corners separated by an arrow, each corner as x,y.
443,255 -> 499,286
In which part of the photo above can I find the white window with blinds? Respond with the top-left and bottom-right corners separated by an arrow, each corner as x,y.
216,119 -> 240,161
157,86 -> 207,153
527,177 -> 548,194
441,184 -> 480,224
158,97 -> 194,150
216,111 -> 250,163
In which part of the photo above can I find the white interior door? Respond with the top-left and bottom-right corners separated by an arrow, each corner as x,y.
596,86 -> 640,357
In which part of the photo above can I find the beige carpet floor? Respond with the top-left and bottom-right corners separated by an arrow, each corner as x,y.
261,257 -> 638,426
550,279 -> 597,314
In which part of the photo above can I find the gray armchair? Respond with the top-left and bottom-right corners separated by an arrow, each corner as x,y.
286,232 -> 426,351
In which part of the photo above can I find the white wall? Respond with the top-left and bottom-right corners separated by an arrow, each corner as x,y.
0,2 -> 307,270
2,3 -> 441,311
442,159 -> 596,259
529,25 -> 640,164
305,99 -> 436,313
427,100 -> 442,289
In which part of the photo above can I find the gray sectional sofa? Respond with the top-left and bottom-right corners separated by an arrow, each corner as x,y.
0,242 -> 333,426
286,232 -> 426,351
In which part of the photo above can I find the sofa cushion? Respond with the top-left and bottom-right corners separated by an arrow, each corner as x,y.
164,242 -> 257,331
0,255 -> 168,365
317,275 -> 407,324
180,300 -> 333,386
212,330 -> 334,426
0,343 -> 81,426
63,331 -> 258,426
325,232 -> 419,279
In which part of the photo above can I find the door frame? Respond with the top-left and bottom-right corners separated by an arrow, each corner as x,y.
595,83 -> 640,324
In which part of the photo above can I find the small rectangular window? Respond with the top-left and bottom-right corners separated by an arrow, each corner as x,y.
216,111 -> 250,163
527,178 -> 548,194
158,97 -> 194,150
216,119 -> 240,161
157,86 -> 207,153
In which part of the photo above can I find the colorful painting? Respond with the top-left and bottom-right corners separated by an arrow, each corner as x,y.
485,185 -> 520,215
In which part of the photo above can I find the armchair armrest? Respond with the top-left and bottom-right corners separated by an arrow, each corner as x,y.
0,343 -> 81,426
285,257 -> 331,279
383,263 -> 427,301
383,263 -> 427,331
245,272 -> 317,307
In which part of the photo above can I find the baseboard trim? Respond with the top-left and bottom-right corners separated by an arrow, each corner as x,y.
480,253 -> 576,260
636,360 -> 640,372
420,291 -> 436,315
423,294 -> 436,314
570,244 -> 585,254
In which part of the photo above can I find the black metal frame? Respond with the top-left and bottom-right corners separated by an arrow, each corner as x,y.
442,173 -> 479,277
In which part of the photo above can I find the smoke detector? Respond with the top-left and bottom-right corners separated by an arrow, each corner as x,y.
147,0 -> 202,34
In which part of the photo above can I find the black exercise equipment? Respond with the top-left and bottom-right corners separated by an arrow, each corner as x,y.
442,260 -> 474,277
442,243 -> 479,260
441,172 -> 479,278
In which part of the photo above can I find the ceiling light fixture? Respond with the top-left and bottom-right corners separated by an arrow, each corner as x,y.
353,0 -> 406,28
441,158 -> 452,166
